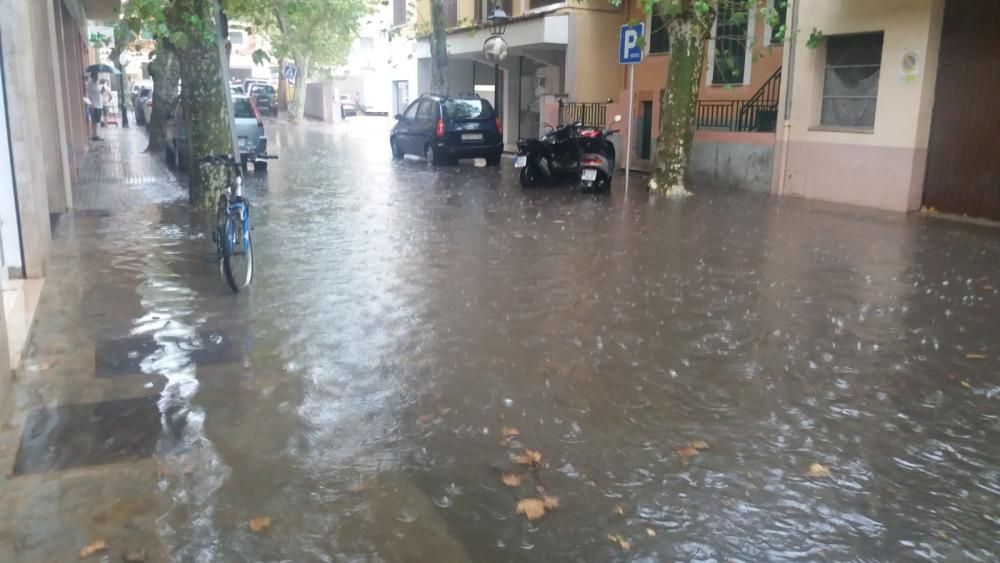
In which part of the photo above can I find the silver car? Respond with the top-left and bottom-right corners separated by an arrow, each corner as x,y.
165,94 -> 269,171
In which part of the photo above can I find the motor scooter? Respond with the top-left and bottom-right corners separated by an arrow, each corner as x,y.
513,122 -> 583,188
577,114 -> 622,192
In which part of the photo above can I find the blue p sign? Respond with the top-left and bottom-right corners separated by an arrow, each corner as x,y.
619,23 -> 644,64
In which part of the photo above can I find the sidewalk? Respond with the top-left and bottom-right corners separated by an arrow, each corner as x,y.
0,126 -> 188,562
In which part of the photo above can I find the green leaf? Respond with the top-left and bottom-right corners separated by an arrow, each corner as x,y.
170,30 -> 190,49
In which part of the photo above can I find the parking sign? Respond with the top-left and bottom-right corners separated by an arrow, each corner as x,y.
619,23 -> 644,64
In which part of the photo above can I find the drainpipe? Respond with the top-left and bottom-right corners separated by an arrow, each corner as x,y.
777,0 -> 799,196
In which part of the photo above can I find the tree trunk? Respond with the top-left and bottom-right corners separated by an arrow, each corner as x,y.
650,11 -> 714,196
288,53 -> 309,122
170,0 -> 233,210
429,0 -> 449,95
146,41 -> 179,153
277,57 -> 288,112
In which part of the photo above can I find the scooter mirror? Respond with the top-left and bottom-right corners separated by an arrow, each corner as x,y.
613,114 -> 623,123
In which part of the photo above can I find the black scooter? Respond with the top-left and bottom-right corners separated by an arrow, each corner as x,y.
577,114 -> 622,192
514,122 -> 583,188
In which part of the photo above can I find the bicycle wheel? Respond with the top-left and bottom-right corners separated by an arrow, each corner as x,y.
222,208 -> 253,292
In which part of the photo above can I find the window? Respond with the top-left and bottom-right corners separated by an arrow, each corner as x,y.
442,98 -> 494,119
403,100 -> 420,120
393,0 -> 406,26
767,0 -> 788,45
648,5 -> 669,54
229,30 -> 245,45
821,32 -> 883,129
710,2 -> 751,85
233,98 -> 254,118
530,0 -> 562,10
445,0 -> 458,27
416,99 -> 439,119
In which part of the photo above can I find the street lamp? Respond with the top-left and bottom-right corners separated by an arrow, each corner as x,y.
485,5 -> 510,124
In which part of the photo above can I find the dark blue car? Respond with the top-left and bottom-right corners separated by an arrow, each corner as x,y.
390,95 -> 503,166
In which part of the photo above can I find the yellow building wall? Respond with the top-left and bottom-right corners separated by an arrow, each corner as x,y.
569,9 -> 626,102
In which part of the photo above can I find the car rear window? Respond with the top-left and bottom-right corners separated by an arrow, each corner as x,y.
233,99 -> 255,118
442,98 -> 493,120
252,85 -> 275,95
140,88 -> 151,96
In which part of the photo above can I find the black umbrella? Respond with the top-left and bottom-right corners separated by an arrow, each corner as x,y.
85,63 -> 121,75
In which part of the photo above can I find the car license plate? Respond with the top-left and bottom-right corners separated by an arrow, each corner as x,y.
461,133 -> 483,141
514,156 -> 527,168
581,168 -> 598,181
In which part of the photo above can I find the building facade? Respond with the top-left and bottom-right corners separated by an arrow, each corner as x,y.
1,0 -> 109,403
773,0 -> 1000,223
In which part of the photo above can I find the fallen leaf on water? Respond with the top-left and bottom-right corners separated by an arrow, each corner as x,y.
689,440 -> 710,450
516,498 -> 546,520
514,449 -> 542,465
79,539 -> 108,558
983,285 -> 995,291
935,530 -> 949,540
123,549 -> 147,562
806,463 -> 831,478
960,380 -> 972,389
966,353 -> 987,360
501,473 -> 525,487
542,495 -> 560,510
249,516 -> 272,532
675,446 -> 699,458
646,527 -> 657,537
614,504 -> 625,516
607,534 -> 631,551
416,414 -> 433,425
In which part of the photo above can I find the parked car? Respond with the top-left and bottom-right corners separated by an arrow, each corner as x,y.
248,83 -> 277,116
242,79 -> 270,96
390,94 -> 502,166
165,94 -> 269,171
133,85 -> 153,126
338,94 -> 357,118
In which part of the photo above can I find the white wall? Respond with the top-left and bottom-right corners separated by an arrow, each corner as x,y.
0,55 -> 22,277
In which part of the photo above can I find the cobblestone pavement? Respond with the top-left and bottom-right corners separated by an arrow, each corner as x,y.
1,118 -> 999,562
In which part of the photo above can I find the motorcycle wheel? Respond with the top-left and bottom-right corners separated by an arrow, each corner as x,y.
519,164 -> 540,188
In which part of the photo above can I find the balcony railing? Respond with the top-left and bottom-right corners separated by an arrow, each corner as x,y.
695,68 -> 781,132
559,100 -> 607,128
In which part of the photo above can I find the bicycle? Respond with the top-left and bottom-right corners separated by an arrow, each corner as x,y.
200,154 -> 258,292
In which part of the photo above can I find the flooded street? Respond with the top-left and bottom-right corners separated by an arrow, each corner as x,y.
2,118 -> 999,561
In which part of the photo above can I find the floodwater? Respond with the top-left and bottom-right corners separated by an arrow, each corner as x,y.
4,119 -> 1000,562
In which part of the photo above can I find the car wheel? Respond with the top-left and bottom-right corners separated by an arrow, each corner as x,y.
485,152 -> 502,166
390,138 -> 403,160
254,161 -> 268,173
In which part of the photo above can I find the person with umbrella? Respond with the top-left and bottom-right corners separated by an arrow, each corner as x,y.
83,64 -> 117,141
85,70 -> 104,141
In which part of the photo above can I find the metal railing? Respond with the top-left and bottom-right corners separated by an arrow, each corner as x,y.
559,100 -> 607,127
695,68 -> 782,132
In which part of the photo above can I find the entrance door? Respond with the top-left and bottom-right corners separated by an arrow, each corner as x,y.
923,0 -> 1000,220
1,32 -> 24,284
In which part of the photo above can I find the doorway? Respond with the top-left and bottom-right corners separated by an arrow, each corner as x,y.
923,0 -> 1000,220
0,30 -> 24,284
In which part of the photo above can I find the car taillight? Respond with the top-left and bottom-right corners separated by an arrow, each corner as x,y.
496,117 -> 502,136
435,118 -> 445,138
580,129 -> 600,138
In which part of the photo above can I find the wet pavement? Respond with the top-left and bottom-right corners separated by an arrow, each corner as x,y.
1,118 -> 999,561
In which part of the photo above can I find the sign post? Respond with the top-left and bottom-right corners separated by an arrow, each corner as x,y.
619,23 -> 643,194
